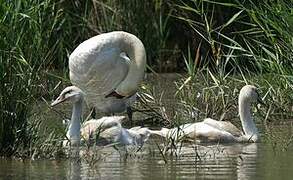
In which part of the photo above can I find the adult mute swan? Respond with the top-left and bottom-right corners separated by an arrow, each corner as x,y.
51,86 -> 150,147
151,85 -> 263,143
69,31 -> 146,117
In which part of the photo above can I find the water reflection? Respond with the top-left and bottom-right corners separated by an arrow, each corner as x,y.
237,143 -> 258,180
1,142 -> 293,179
68,160 -> 81,180
157,143 -> 259,180
64,142 -> 259,180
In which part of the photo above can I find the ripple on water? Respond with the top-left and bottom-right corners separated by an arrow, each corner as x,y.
0,140 -> 293,180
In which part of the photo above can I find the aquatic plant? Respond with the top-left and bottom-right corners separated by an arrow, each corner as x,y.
0,0 -> 76,157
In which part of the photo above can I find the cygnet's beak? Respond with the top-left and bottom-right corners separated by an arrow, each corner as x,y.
51,95 -> 65,107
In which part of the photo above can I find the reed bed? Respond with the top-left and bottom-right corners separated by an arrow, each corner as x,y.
0,0 -> 292,158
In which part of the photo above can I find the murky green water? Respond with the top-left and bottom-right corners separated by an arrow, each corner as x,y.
0,141 -> 293,179
1,74 -> 292,179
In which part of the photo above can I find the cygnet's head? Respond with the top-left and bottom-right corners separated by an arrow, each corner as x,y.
239,85 -> 264,104
51,86 -> 84,107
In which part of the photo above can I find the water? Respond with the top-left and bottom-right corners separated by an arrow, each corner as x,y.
1,74 -> 293,179
0,142 -> 293,179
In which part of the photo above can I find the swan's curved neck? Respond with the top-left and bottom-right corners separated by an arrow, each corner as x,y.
239,97 -> 259,140
68,99 -> 82,146
115,32 -> 146,96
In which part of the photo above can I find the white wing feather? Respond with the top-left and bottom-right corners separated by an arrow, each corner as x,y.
69,34 -> 130,112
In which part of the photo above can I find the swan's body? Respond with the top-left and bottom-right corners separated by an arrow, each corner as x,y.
51,86 -> 150,147
80,116 -> 125,145
151,119 -> 242,143
81,116 -> 151,146
152,85 -> 263,143
69,31 -> 146,114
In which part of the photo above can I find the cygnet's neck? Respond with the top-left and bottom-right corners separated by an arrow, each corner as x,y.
68,99 -> 82,146
239,97 -> 259,141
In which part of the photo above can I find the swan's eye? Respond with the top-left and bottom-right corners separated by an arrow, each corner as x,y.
63,90 -> 73,97
66,90 -> 73,94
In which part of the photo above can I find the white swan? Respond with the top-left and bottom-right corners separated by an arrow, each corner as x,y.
51,86 -> 150,147
51,86 -> 83,146
151,85 -> 263,143
69,31 -> 146,116
81,117 -> 151,147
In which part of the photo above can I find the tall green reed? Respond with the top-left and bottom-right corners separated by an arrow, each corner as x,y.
172,0 -> 293,75
0,0 -> 89,157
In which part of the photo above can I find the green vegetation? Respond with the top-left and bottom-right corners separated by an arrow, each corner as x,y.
0,0 -> 292,158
